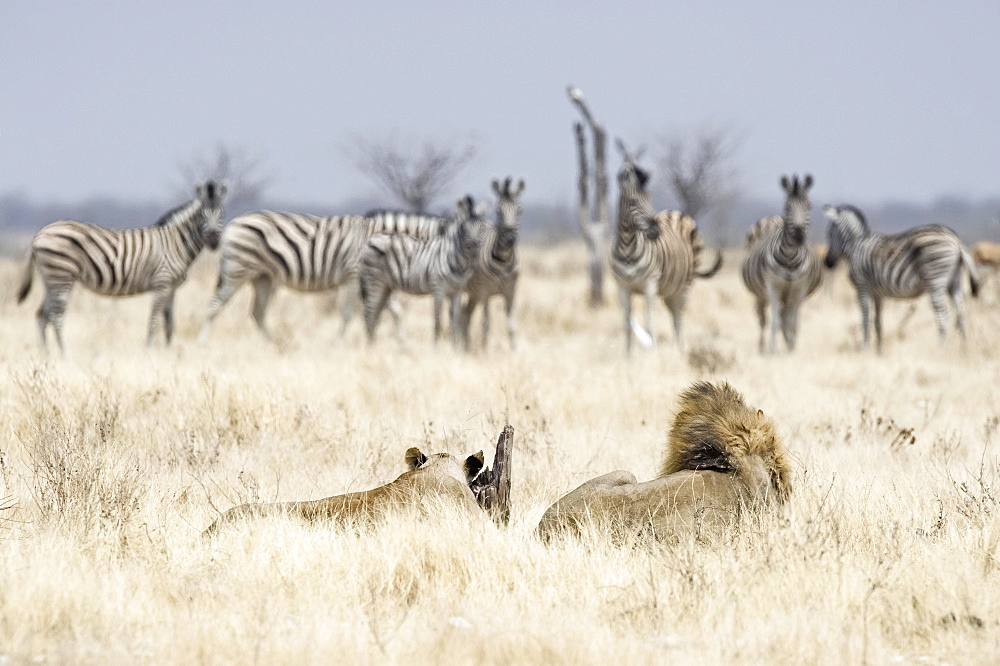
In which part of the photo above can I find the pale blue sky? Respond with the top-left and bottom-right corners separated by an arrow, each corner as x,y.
2,1 -> 998,208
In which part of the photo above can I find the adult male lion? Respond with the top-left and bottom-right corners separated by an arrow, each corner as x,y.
204,448 -> 485,535
537,381 -> 792,541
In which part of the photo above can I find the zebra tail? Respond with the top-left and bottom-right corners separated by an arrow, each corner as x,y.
961,246 -> 981,298
16,251 -> 34,303
629,317 -> 654,349
695,250 -> 724,279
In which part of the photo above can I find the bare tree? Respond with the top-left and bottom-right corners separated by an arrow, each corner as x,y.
655,127 -> 741,244
568,85 -> 609,307
176,143 -> 272,215
345,134 -> 478,214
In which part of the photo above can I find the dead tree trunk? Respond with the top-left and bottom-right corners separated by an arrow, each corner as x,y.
568,86 -> 608,308
470,425 -> 512,525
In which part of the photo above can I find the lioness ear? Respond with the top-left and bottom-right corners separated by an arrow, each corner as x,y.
405,447 -> 427,470
464,451 -> 485,482
757,409 -> 765,417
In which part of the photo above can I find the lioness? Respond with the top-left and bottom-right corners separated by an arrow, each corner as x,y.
204,448 -> 485,535
537,381 -> 792,541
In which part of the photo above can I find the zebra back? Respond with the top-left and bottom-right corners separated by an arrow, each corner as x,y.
216,208 -> 455,292
27,182 -> 224,296
824,205 -> 973,299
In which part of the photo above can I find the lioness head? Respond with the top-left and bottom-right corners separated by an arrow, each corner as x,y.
405,447 -> 485,485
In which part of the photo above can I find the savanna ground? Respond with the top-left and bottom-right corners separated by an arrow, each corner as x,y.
0,242 -> 998,664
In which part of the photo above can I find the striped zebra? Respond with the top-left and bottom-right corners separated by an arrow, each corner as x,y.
360,196 -> 487,346
823,204 -> 980,352
198,208 -> 452,343
459,177 -> 524,351
610,141 -> 723,355
16,181 -> 226,353
740,175 -> 823,353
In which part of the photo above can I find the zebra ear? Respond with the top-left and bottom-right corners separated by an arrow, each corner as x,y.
802,174 -> 814,192
218,180 -> 229,198
615,138 -> 631,162
491,179 -> 502,196
196,183 -> 204,198
513,179 -> 525,197
780,175 -> 791,194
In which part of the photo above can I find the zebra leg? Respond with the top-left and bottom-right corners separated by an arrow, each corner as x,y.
37,282 -> 71,353
754,297 -> 766,353
147,288 -> 171,347
337,281 -> 360,340
361,279 -> 390,345
857,291 -> 872,350
450,293 -> 463,348
481,295 -> 492,350
765,284 -> 781,354
163,290 -> 177,345
619,286 -> 633,356
873,296 -> 883,353
251,276 -> 276,342
432,292 -> 444,345
928,290 -> 950,345
950,281 -> 968,341
665,295 -> 685,351
387,296 -> 405,346
782,297 -> 800,352
644,282 -> 657,350
199,275 -> 244,343
460,294 -> 478,351
504,288 -> 517,352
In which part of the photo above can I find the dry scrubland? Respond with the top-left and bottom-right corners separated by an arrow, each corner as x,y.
0,244 -> 999,664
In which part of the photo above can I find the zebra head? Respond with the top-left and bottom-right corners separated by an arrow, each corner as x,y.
196,180 -> 227,250
454,195 -> 488,249
615,139 -> 659,241
779,174 -> 813,245
823,204 -> 869,268
491,177 -> 525,230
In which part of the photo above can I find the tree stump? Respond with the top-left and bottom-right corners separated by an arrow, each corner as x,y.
470,425 -> 512,525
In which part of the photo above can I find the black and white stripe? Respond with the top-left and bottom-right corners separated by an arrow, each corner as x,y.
360,196 -> 487,345
459,177 -> 524,351
610,142 -> 723,355
740,175 -> 823,353
198,208 -> 451,341
17,181 -> 226,353
823,204 -> 980,351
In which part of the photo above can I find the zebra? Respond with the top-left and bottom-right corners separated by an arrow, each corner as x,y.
610,140 -> 723,356
458,177 -> 524,351
16,181 -> 226,353
360,195 -> 487,346
740,175 -> 823,353
198,208 -> 452,343
823,204 -> 980,352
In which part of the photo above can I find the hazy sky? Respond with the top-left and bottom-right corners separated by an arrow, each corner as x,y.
3,1 -> 999,210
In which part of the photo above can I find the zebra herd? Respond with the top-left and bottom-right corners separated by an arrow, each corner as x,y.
17,178 -> 523,354
13,158 -> 984,356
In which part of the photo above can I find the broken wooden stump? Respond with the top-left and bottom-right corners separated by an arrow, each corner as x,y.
470,425 -> 512,525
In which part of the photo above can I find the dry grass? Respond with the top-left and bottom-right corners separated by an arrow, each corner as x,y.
0,244 -> 999,664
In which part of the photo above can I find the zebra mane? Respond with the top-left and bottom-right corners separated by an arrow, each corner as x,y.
153,199 -> 200,228
838,205 -> 870,233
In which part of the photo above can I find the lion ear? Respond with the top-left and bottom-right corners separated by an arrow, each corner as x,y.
757,409 -> 765,418
464,451 -> 485,482
405,448 -> 427,470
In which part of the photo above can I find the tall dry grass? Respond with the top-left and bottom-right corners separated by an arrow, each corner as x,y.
0,244 -> 998,664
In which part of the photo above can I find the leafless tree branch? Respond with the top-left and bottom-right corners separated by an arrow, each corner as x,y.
568,85 -> 609,307
175,143 -> 272,214
346,135 -> 478,214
